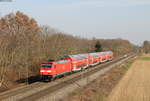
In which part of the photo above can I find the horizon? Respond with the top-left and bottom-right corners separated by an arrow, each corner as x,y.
0,0 -> 150,45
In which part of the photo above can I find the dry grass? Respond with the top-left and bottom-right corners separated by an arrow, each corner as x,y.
64,58 -> 134,101
107,56 -> 150,101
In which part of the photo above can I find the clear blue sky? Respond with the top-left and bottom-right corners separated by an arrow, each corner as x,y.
0,0 -> 150,45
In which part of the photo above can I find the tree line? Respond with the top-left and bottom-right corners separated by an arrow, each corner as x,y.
142,41 -> 150,54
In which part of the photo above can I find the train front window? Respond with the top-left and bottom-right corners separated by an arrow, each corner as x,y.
41,63 -> 52,68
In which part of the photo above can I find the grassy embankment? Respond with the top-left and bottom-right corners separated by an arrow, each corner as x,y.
138,56 -> 150,61
106,55 -> 150,101
64,57 -> 136,101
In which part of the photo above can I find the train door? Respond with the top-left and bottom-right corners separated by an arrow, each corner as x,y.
54,63 -> 62,75
72,62 -> 77,72
63,62 -> 72,73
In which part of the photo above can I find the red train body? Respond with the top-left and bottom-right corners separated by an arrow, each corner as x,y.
40,51 -> 113,81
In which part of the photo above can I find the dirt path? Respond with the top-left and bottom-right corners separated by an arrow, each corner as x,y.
107,56 -> 150,101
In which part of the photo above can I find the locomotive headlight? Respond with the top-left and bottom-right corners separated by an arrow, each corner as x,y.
46,70 -> 52,72
40,70 -> 51,72
40,70 -> 45,72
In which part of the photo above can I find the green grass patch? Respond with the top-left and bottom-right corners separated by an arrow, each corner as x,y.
138,56 -> 150,61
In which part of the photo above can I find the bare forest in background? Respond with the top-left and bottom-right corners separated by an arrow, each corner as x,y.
0,11 -> 135,90
142,41 -> 150,54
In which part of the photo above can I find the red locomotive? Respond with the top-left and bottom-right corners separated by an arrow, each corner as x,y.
40,51 -> 113,81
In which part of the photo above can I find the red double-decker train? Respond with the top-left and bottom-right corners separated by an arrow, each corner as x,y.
40,51 -> 113,81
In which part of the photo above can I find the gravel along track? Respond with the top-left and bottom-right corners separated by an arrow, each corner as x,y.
107,55 -> 150,101
20,53 -> 136,101
0,53 -> 135,101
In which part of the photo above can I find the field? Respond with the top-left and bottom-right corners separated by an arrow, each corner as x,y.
107,55 -> 150,101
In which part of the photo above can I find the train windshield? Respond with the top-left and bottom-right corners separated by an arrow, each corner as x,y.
41,63 -> 52,68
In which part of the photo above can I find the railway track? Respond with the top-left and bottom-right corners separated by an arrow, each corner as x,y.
0,53 -> 136,101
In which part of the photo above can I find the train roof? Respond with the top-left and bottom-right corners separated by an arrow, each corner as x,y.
64,54 -> 86,60
56,60 -> 69,63
64,51 -> 113,59
97,51 -> 113,55
88,53 -> 99,57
